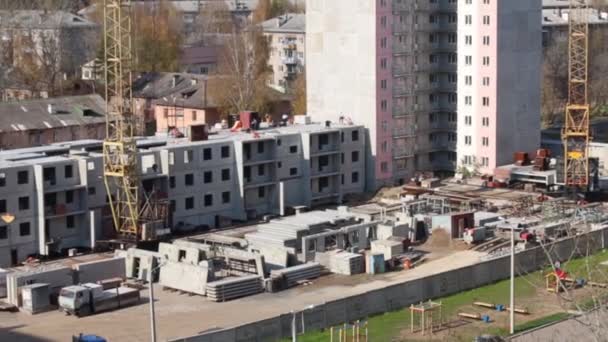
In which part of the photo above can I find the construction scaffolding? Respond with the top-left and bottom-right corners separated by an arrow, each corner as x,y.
409,301 -> 443,335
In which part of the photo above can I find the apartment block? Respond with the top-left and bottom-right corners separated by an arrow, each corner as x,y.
261,14 -> 306,92
457,0 -> 541,173
307,0 -> 458,189
0,122 -> 366,267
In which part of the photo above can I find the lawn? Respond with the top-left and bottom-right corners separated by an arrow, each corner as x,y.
281,249 -> 608,342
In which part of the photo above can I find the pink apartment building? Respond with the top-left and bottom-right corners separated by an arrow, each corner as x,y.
457,0 -> 541,174
307,0 -> 459,189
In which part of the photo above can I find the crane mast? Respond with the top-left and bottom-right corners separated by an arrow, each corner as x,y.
103,0 -> 140,241
563,0 -> 590,188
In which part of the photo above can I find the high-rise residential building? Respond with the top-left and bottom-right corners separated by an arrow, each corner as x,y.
457,0 -> 542,173
307,0 -> 458,189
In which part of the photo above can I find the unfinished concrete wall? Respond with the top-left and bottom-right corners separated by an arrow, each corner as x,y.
171,227 -> 608,342
159,261 -> 212,295
158,242 -> 202,265
6,266 -> 73,306
74,257 -> 126,284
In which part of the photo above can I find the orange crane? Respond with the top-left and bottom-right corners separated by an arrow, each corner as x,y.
563,0 -> 590,188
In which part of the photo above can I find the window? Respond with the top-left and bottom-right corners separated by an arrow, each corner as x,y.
169,176 -> 175,188
482,117 -> 490,126
381,141 -> 388,153
0,199 -> 5,213
258,165 -> 265,176
0,174 -> 5,187
163,108 -> 168,118
290,167 -> 298,176
465,75 -> 472,85
351,130 -> 359,141
380,37 -> 387,49
483,15 -> 490,25
185,173 -> 194,186
482,97 -> 490,106
380,58 -> 387,69
483,77 -> 490,86
448,53 -> 457,64
289,145 -> 298,153
381,162 -> 388,173
185,150 -> 193,163
88,187 -> 96,195
465,116 -> 472,126
341,153 -> 345,164
64,165 -> 73,178
483,36 -> 490,45
277,139 -> 282,146
222,191 -> 231,204
258,187 -> 265,198
465,96 -> 472,105
185,197 -> 194,210
465,35 -> 472,45
448,73 -> 457,83
20,222 -> 30,236
204,194 -> 213,207
465,56 -> 472,65
67,215 -> 75,229
221,145 -> 230,158
482,157 -> 489,166
380,79 -> 387,89
257,142 -> 265,154
465,15 -> 472,25
19,196 -> 29,211
380,100 -> 387,111
17,170 -> 28,184
0,226 -> 6,239
351,172 -> 359,184
204,171 -> 213,184
465,136 -> 472,145
482,56 -> 490,66
170,200 -> 176,212
221,169 -> 230,181
352,151 -> 360,163
203,148 -> 212,160
192,110 -> 197,121
66,190 -> 74,204
482,137 -> 489,146
429,54 -> 438,64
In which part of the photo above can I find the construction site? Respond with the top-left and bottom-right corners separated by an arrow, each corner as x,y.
1,0 -> 607,341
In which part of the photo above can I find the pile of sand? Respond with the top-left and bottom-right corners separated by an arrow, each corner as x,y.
426,229 -> 451,248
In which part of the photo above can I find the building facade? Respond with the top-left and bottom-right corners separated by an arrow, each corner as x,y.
261,14 -> 305,93
457,0 -> 542,174
307,0 -> 458,189
0,122 -> 366,267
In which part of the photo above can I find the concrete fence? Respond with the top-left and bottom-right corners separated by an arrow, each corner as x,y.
170,228 -> 608,342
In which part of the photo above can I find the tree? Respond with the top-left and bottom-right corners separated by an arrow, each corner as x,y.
254,0 -> 303,23
194,1 -> 234,46
291,69 -> 306,114
541,40 -> 568,126
132,0 -> 182,72
208,27 -> 272,117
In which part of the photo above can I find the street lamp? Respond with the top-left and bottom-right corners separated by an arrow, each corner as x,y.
291,304 -> 315,342
148,259 -> 167,342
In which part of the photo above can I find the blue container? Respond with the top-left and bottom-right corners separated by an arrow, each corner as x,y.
369,253 -> 385,274
77,335 -> 107,342
495,304 -> 505,312
481,315 -> 491,323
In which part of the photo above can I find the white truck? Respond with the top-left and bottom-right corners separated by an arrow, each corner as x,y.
59,283 -> 140,317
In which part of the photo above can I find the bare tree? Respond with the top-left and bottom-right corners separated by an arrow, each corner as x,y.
208,26 -> 272,116
194,1 -> 234,46
541,40 -> 568,127
291,68 -> 306,114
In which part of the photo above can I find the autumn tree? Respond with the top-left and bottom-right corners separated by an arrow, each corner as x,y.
291,69 -> 306,114
254,0 -> 303,23
194,1 -> 234,46
541,40 -> 568,126
208,26 -> 272,117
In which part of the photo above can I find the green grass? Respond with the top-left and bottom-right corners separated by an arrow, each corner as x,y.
282,249 -> 608,342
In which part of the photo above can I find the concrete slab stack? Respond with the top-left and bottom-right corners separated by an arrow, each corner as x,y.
371,239 -> 404,260
206,275 -> 263,302
159,261 -> 212,296
73,257 -> 126,284
330,252 -> 364,275
270,262 -> 322,288
6,266 -> 73,306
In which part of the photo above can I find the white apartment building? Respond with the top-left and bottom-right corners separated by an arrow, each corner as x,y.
457,0 -> 542,173
261,14 -> 306,93
0,122 -> 366,267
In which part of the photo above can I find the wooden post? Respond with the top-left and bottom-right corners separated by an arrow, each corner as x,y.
330,327 -> 334,342
421,309 -> 425,335
339,328 -> 343,342
365,322 -> 368,342
410,305 -> 414,333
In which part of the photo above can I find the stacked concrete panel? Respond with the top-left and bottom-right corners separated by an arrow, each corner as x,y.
330,252 -> 364,276
370,239 -> 404,260
6,266 -> 73,306
159,261 -> 212,296
206,275 -> 263,302
73,257 -> 126,284
270,262 -> 322,288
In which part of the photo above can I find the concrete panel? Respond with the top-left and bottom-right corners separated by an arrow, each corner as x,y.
364,289 -> 388,316
159,261 -> 210,295
457,266 -> 476,291
74,257 -> 126,284
234,322 -> 257,342
344,294 -> 367,321
253,317 -> 282,341
438,270 -> 461,297
324,299 -> 348,326
303,306 -> 327,333
489,257 -> 510,283
6,266 -> 73,305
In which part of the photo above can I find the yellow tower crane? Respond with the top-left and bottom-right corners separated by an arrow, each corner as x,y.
102,0 -> 141,241
563,0 -> 590,188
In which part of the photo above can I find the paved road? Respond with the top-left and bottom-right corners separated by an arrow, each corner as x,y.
0,250 -> 483,342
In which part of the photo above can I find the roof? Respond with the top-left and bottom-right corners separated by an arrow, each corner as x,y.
0,94 -> 106,133
261,13 -> 305,34
0,10 -> 97,30
542,0 -> 591,9
543,8 -> 608,26
79,1 -> 258,16
180,45 -> 220,66
132,72 -> 216,109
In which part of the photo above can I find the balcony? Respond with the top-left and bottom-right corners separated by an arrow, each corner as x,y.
429,121 -> 457,131
418,141 -> 457,153
393,0 -> 456,13
282,56 -> 298,65
393,148 -> 415,159
45,203 -> 85,219
311,164 -> 340,177
431,160 -> 457,171
393,127 -> 416,138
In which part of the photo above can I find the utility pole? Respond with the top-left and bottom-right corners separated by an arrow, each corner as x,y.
510,225 -> 515,334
